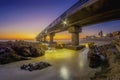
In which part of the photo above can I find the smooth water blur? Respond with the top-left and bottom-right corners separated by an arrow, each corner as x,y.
0,47 -> 98,80
37,48 -> 98,80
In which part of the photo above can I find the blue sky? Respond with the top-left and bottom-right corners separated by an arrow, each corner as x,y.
0,0 -> 120,40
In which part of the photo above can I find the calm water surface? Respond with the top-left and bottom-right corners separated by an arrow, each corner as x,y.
0,48 -> 98,80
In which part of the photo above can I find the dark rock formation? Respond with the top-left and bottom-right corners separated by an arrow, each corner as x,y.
54,43 -> 65,49
0,47 -> 29,64
0,41 -> 45,64
89,40 -> 120,80
88,44 -> 110,68
12,46 -> 44,57
88,53 -> 102,68
29,46 -> 44,57
20,62 -> 51,71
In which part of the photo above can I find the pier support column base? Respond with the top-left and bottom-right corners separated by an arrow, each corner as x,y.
43,35 -> 47,43
49,33 -> 55,47
65,45 -> 85,50
68,25 -> 82,47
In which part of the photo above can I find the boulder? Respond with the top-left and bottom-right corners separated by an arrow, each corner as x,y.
20,62 -> 51,71
89,53 -> 102,68
0,41 -> 45,64
0,47 -> 29,64
29,47 -> 44,57
12,46 -> 45,57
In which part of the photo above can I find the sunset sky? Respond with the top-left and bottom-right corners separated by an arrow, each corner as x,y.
0,0 -> 120,40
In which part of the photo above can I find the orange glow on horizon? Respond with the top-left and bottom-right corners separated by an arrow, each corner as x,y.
0,32 -> 87,41
0,33 -> 36,40
80,34 -> 86,39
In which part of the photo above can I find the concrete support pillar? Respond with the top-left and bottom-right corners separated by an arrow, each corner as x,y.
36,37 -> 40,42
68,26 -> 82,46
71,32 -> 79,46
43,35 -> 47,42
40,37 -> 43,42
49,33 -> 55,43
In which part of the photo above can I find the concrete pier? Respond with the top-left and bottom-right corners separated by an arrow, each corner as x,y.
40,37 -> 43,42
43,35 -> 47,42
36,0 -> 120,49
68,26 -> 82,46
49,33 -> 55,44
71,32 -> 79,46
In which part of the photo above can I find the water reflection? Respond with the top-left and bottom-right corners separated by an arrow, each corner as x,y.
0,45 -> 99,80
60,66 -> 70,80
45,49 -> 77,59
78,48 -> 89,69
41,48 -> 96,80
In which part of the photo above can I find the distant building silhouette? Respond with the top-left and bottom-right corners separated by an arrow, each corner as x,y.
113,31 -> 120,36
98,30 -> 103,38
113,31 -> 120,39
106,31 -> 120,39
106,33 -> 113,38
86,35 -> 97,39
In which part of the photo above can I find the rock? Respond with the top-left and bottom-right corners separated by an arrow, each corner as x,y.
0,46 -> 31,64
0,41 -> 45,64
55,43 -> 64,49
12,45 -> 45,57
89,42 -> 120,80
21,47 -> 32,57
20,64 -> 28,69
29,47 -> 39,57
12,46 -> 31,57
20,62 -> 51,71
88,45 -> 109,68
89,53 -> 102,68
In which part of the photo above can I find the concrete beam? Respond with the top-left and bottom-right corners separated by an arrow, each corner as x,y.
68,25 -> 82,33
36,0 -> 120,41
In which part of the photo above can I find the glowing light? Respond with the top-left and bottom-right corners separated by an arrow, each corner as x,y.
45,49 -> 77,60
78,48 -> 89,69
60,67 -> 69,80
79,60 -> 84,68
62,19 -> 68,26
63,21 -> 67,25
85,43 -> 89,48
103,34 -> 106,37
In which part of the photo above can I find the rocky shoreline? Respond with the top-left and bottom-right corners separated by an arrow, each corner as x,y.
0,40 -> 45,64
88,39 -> 120,80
